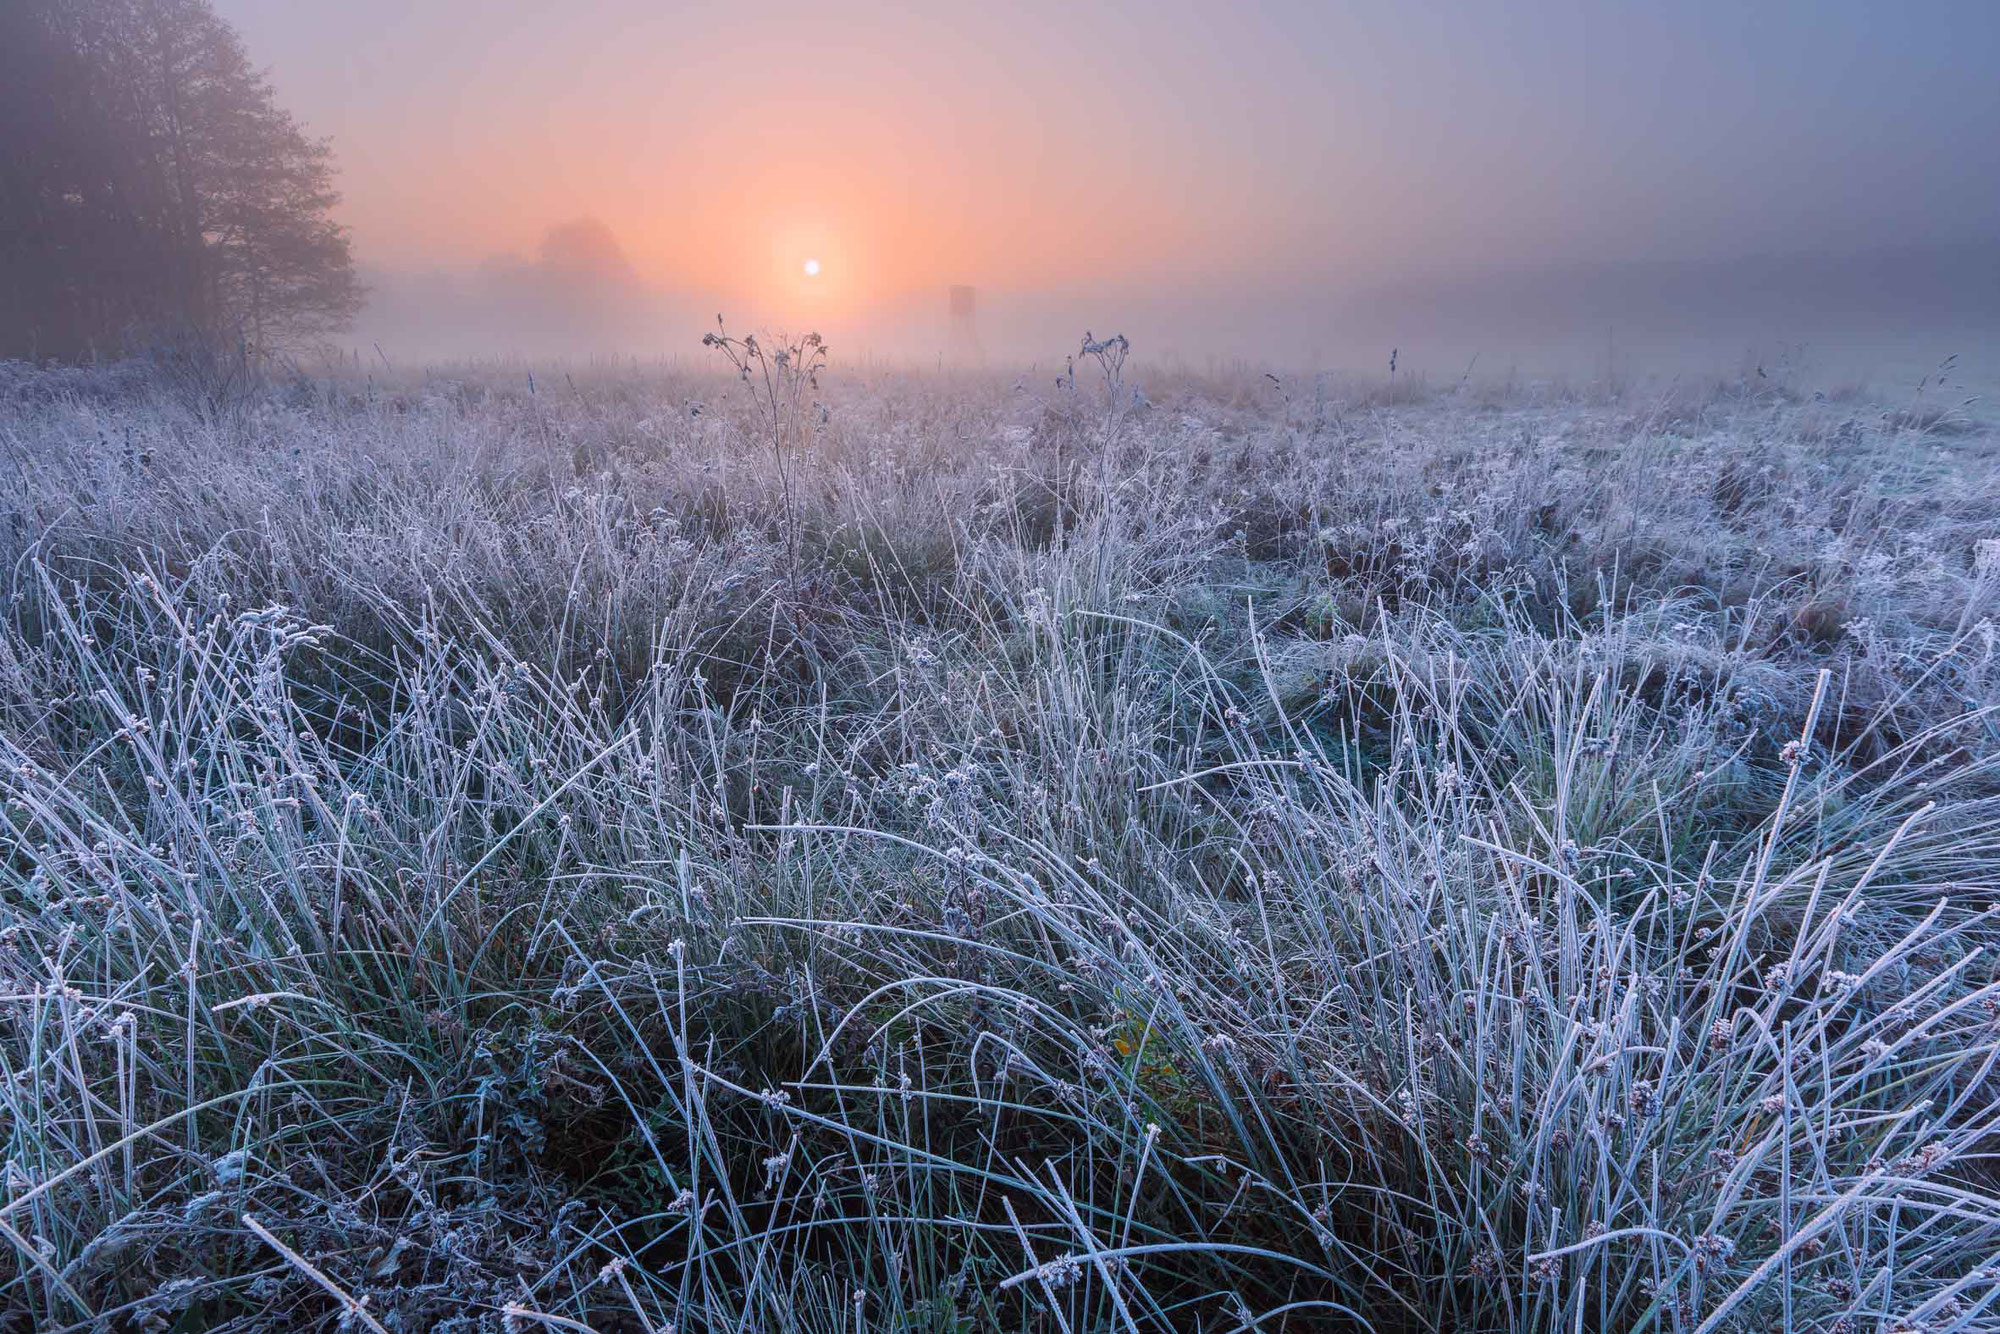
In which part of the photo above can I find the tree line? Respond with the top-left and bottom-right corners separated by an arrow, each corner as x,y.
0,0 -> 359,363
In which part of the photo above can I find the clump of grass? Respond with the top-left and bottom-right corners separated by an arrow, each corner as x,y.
700,318 -> 828,621
0,353 -> 1997,1332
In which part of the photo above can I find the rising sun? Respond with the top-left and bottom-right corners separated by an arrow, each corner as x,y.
802,258 -> 821,277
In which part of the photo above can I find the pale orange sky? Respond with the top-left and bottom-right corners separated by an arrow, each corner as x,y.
224,1 -> 1352,309
212,0 -> 2000,361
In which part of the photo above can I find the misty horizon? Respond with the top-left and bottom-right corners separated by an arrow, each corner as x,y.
346,224 -> 2000,378
201,0 -> 2000,376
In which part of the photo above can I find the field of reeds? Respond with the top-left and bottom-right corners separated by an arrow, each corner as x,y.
1,348 -> 1997,1333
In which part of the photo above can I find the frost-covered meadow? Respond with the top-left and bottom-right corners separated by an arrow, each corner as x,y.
2,352 -> 1998,1333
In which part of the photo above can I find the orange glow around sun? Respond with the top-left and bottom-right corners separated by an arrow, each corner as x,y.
228,3 -> 1407,340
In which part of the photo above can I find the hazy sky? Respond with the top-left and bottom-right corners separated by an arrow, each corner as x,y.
213,0 -> 2000,361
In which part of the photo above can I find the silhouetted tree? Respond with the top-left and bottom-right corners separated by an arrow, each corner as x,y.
536,217 -> 640,285
0,0 -> 359,362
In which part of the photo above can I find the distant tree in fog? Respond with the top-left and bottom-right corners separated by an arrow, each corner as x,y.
0,0 -> 359,362
536,218 -> 640,286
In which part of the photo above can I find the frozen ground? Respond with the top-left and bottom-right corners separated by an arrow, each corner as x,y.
1,354 -> 1998,1332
